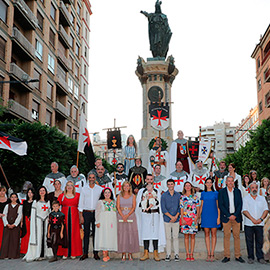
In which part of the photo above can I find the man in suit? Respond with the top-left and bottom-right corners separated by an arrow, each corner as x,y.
218,175 -> 245,263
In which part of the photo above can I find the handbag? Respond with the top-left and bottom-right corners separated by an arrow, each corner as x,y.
179,217 -> 193,226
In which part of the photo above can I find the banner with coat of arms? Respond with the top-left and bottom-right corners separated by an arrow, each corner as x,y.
187,139 -> 211,165
149,102 -> 170,131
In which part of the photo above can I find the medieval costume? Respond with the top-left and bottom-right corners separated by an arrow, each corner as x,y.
128,165 -> 147,193
123,145 -> 136,175
153,174 -> 167,194
47,191 -> 63,209
47,210 -> 67,259
191,165 -> 209,193
169,137 -> 190,174
23,200 -> 53,262
43,172 -> 66,193
66,173 -> 86,194
111,172 -> 128,196
0,199 -> 9,251
20,200 -> 33,254
148,146 -> 169,178
170,170 -> 190,193
0,203 -> 22,259
17,181 -> 33,204
57,193 -> 82,257
213,169 -> 228,191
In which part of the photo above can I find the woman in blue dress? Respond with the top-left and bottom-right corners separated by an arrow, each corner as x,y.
123,135 -> 137,175
199,178 -> 220,262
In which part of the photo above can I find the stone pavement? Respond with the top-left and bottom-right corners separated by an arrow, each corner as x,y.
1,230 -> 269,270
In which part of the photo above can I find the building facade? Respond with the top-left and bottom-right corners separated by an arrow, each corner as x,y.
251,25 -> 270,124
0,0 -> 92,137
235,106 -> 259,151
201,122 -> 236,161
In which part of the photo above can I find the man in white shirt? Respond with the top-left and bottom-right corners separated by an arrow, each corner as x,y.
78,173 -> 103,261
242,181 -> 268,264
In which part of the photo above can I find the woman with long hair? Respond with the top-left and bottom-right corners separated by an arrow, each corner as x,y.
223,163 -> 242,189
249,170 -> 260,188
0,193 -> 22,259
199,178 -> 220,262
57,181 -> 82,259
47,180 -> 63,208
0,186 -> 9,252
180,181 -> 200,262
23,186 -> 53,262
241,174 -> 251,198
123,135 -> 137,175
260,177 -> 269,197
20,188 -> 35,254
95,187 -> 117,262
116,181 -> 139,261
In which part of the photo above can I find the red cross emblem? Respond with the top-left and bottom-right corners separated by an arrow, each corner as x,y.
195,175 -> 206,185
75,184 -> 79,188
189,145 -> 198,155
175,178 -> 184,185
153,182 -> 161,189
112,158 -> 117,165
101,185 -> 106,188
21,199 -> 26,203
152,110 -> 168,126
52,217 -> 58,224
50,179 -> 55,185
42,205 -> 49,211
116,182 -> 122,191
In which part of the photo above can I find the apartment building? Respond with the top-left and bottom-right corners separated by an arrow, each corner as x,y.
0,0 -> 92,137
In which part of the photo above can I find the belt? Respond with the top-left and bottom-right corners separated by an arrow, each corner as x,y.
83,210 -> 95,213
125,158 -> 135,160
120,207 -> 132,211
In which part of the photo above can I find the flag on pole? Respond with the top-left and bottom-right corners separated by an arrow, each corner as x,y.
78,114 -> 95,169
0,131 -> 27,156
198,139 -> 211,163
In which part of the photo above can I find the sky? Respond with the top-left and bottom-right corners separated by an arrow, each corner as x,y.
88,0 -> 270,142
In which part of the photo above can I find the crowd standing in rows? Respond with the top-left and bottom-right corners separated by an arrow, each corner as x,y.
0,133 -> 270,265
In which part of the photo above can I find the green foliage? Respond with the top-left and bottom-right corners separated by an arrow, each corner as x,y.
224,119 -> 270,180
0,121 -> 110,191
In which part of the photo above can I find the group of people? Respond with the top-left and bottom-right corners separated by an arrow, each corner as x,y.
0,134 -> 269,265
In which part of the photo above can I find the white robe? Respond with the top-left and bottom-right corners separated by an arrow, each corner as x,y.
191,171 -> 209,191
135,188 -> 166,252
148,149 -> 169,178
66,173 -> 86,194
153,175 -> 168,194
23,200 -> 53,262
43,172 -> 66,193
170,173 -> 190,193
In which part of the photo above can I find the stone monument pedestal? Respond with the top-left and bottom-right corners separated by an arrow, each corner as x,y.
135,56 -> 178,167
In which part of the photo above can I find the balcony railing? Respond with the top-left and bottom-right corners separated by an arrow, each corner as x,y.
12,27 -> 35,57
57,49 -> 72,70
58,25 -> 70,48
9,63 -> 33,89
59,1 -> 71,26
55,101 -> 68,118
13,0 -> 38,29
8,99 -> 33,122
56,74 -> 68,94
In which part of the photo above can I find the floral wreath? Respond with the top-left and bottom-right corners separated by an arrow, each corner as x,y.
148,137 -> 168,150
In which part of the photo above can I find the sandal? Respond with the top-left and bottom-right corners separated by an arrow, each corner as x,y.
210,254 -> 215,262
186,253 -> 190,261
190,253 -> 195,261
128,253 -> 133,261
206,254 -> 211,262
122,253 -> 126,261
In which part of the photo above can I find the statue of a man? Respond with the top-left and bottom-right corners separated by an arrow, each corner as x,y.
141,0 -> 172,58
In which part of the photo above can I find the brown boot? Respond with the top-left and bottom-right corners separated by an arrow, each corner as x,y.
140,250 -> 149,261
154,250 -> 160,261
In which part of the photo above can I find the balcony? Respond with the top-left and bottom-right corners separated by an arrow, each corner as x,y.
55,101 -> 68,118
58,25 -> 70,48
56,74 -> 69,95
8,99 -> 33,122
62,0 -> 71,5
9,63 -> 33,91
59,1 -> 71,26
13,0 -> 38,29
57,49 -> 72,71
11,27 -> 35,60
264,68 -> 270,83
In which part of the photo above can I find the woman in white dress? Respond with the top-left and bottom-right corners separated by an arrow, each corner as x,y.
95,187 -> 117,262
223,163 -> 242,190
123,135 -> 137,175
260,177 -> 270,197
23,186 -> 53,262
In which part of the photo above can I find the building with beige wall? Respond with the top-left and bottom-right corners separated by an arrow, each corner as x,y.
0,0 -> 92,137
235,106 -> 258,151
251,25 -> 270,124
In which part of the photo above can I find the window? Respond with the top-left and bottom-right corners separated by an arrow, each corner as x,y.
76,23 -> 80,36
0,36 -> 6,61
37,10 -> 43,31
50,4 -> 56,20
32,100 -> 39,120
84,64 -> 86,76
84,46 -> 87,58
75,64 -> 79,78
67,101 -> 72,116
67,125 -> 71,137
70,35 -> 74,48
73,107 -> 78,121
46,110 -> 52,126
0,0 -> 8,23
49,28 -> 55,47
85,30 -> 87,40
265,91 -> 270,108
75,43 -> 79,56
68,77 -> 73,93
35,39 -> 43,61
259,101 -> 263,114
33,69 -> 41,90
74,84 -> 79,99
82,102 -> 85,113
76,5 -> 80,16
47,81 -> 53,99
48,54 -> 55,74
264,69 -> 269,82
71,13 -> 75,26
257,57 -> 260,70
258,79 -> 261,91
83,83 -> 86,95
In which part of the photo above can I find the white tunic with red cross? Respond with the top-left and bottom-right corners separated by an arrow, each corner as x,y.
42,172 -> 66,193
191,171 -> 209,191
66,174 -> 86,193
170,171 -> 190,193
153,175 -> 167,194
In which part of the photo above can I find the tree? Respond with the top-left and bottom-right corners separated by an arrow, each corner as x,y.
0,121 -> 112,191
224,119 -> 270,180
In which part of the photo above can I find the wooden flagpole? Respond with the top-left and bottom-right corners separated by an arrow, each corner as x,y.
0,164 -> 11,188
76,151 -> 80,168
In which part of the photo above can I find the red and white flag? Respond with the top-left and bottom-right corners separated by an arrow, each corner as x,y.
0,131 -> 27,156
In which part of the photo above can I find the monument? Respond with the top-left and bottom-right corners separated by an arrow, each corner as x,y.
136,1 -> 178,167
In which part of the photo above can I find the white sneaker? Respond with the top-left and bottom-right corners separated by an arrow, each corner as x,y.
175,254 -> 180,262
165,255 -> 170,262
71,256 -> 76,260
62,256 -> 68,260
